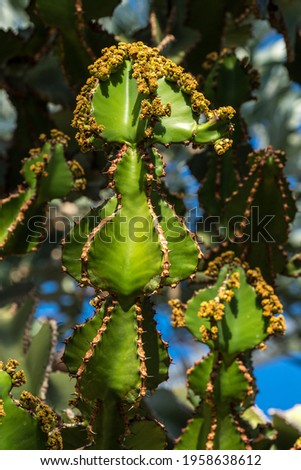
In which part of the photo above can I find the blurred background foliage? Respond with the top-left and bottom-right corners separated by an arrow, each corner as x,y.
1,0 -> 301,445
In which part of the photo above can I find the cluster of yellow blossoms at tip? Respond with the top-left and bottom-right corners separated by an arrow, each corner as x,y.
204,251 -> 241,278
40,129 -> 70,147
0,358 -> 26,387
246,267 -> 285,336
72,41 -> 235,150
168,298 -> 185,327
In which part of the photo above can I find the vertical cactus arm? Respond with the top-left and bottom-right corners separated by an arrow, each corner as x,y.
202,50 -> 260,109
63,298 -> 169,448
148,153 -> 202,285
87,398 -> 127,450
197,150 -> 240,217
24,319 -> 58,400
184,254 -> 285,357
81,146 -> 163,302
179,352 -> 255,450
64,299 -> 170,398
63,301 -> 108,376
63,41 -> 237,449
193,50 -> 259,218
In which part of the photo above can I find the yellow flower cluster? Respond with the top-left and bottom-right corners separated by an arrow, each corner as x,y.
247,268 -> 283,316
168,298 -> 186,327
227,271 -> 240,289
214,137 -> 234,155
200,325 -> 210,342
29,161 -> 48,177
197,267 -> 242,343
204,251 -> 239,278
266,315 -> 286,336
247,267 -> 285,336
67,160 -> 86,191
72,76 -> 105,152
207,106 -> 236,121
198,299 -> 225,321
292,436 -> 301,450
19,391 -> 63,449
0,399 -> 5,417
191,91 -> 211,114
139,97 -> 171,120
88,43 -> 129,81
47,129 -> 70,147
72,41 -> 235,151
0,359 -> 26,388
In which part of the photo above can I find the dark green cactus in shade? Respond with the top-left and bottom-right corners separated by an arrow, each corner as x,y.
221,147 -> 297,283
60,41 -> 235,448
188,49 -> 297,284
0,360 -> 62,449
195,49 -> 259,218
170,251 -> 286,450
0,130 -> 85,258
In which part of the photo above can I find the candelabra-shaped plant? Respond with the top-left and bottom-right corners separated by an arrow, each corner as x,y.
61,41 -> 235,448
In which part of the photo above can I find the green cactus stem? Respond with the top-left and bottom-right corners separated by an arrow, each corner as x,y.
61,40 -> 236,448
170,251 -> 285,450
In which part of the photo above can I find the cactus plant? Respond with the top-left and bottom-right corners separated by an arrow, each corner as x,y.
1,0 -> 301,450
59,41 -> 235,448
170,251 -> 286,449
